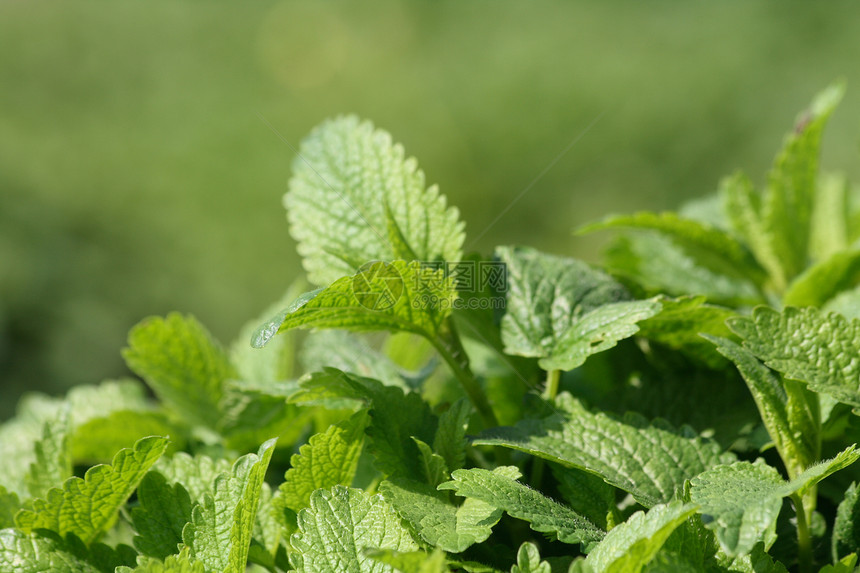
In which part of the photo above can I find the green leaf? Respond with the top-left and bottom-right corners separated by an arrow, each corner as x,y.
433,398 -> 471,474
584,501 -> 697,573
761,82 -> 844,285
365,548 -> 449,573
182,438 -> 277,573
25,410 -> 72,499
475,394 -> 734,507
281,410 -> 368,513
635,295 -> 737,368
728,306 -> 860,409
290,369 -> 437,481
552,465 -> 617,531
154,452 -> 232,504
0,529 -> 100,573
819,554 -> 859,573
16,435 -> 168,545
704,335 -> 817,478
579,211 -> 765,285
603,232 -> 762,305
73,410 -> 180,464
123,313 -> 235,428
117,549 -> 206,573
511,542 -> 551,573
810,173 -> 850,262
131,471 -> 194,559
690,446 -> 860,557
380,474 -> 505,553
285,115 -> 465,286
439,466 -> 604,545
833,482 -> 860,562
253,261 -> 457,348
783,250 -> 860,308
0,486 -> 21,529
497,246 -> 660,371
291,486 -> 419,572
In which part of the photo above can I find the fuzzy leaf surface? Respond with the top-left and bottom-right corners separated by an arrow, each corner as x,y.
285,115 -> 464,285
16,435 -> 168,544
291,485 -> 419,573
475,394 -> 734,507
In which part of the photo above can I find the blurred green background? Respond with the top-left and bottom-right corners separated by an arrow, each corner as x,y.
2,1 -> 860,419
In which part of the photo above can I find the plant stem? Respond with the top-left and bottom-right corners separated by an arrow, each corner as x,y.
792,493 -> 813,573
433,318 -> 499,429
530,369 -> 562,488
543,369 -> 561,401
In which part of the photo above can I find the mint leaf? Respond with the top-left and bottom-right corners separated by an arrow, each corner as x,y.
705,335 -> 818,477
433,398 -> 470,474
117,549 -> 206,573
761,82 -> 844,286
73,410 -> 179,464
584,501 -> 697,573
285,115 -> 464,285
783,250 -> 860,308
579,211 -> 765,285
636,295 -> 737,368
511,542 -> 551,573
25,410 -> 72,499
380,474 -> 505,553
832,482 -> 860,561
0,485 -> 21,529
497,246 -> 660,371
131,471 -> 194,559
291,485 -> 419,572
365,548 -> 449,573
0,529 -> 100,573
253,261 -> 456,348
810,173 -> 850,262
123,313 -> 235,428
728,306 -> 860,409
603,232 -> 762,304
439,466 -> 604,545
819,554 -> 859,573
690,446 -> 860,557
154,452 -> 232,503
183,438 -> 277,573
475,394 -> 734,507
281,410 -> 368,513
16,435 -> 168,544
552,465 -> 617,531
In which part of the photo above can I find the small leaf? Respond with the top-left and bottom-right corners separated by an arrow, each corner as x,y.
253,261 -> 457,348
497,246 -> 660,371
511,542 -> 551,573
25,409 -> 72,499
16,435 -> 169,545
365,548 -> 450,573
728,306 -> 860,409
131,471 -> 194,559
281,410 -> 368,513
475,393 -> 734,507
0,485 -> 21,529
783,249 -> 860,308
833,482 -> 860,562
584,501 -> 696,573
285,115 -> 464,286
123,313 -> 235,428
182,438 -> 277,573
291,486 -> 419,573
439,466 -> 604,545
433,398 -> 471,474
810,173 -> 850,262
690,446 -> 860,557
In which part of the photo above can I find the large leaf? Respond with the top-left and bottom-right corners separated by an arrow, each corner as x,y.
290,486 -> 419,573
182,438 -> 277,573
253,261 -> 457,347
497,246 -> 660,371
123,314 -> 235,428
439,466 -> 604,545
728,306 -> 860,409
281,410 -> 368,513
0,529 -> 100,573
16,435 -> 168,545
690,446 -> 859,557
285,115 -> 464,285
475,393 -> 734,507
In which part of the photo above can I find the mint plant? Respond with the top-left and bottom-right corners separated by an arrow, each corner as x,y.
2,82 -> 860,572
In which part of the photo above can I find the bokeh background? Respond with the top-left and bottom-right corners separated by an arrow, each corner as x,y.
2,1 -> 860,419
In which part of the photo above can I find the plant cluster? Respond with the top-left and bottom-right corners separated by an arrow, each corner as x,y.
3,83 -> 860,572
